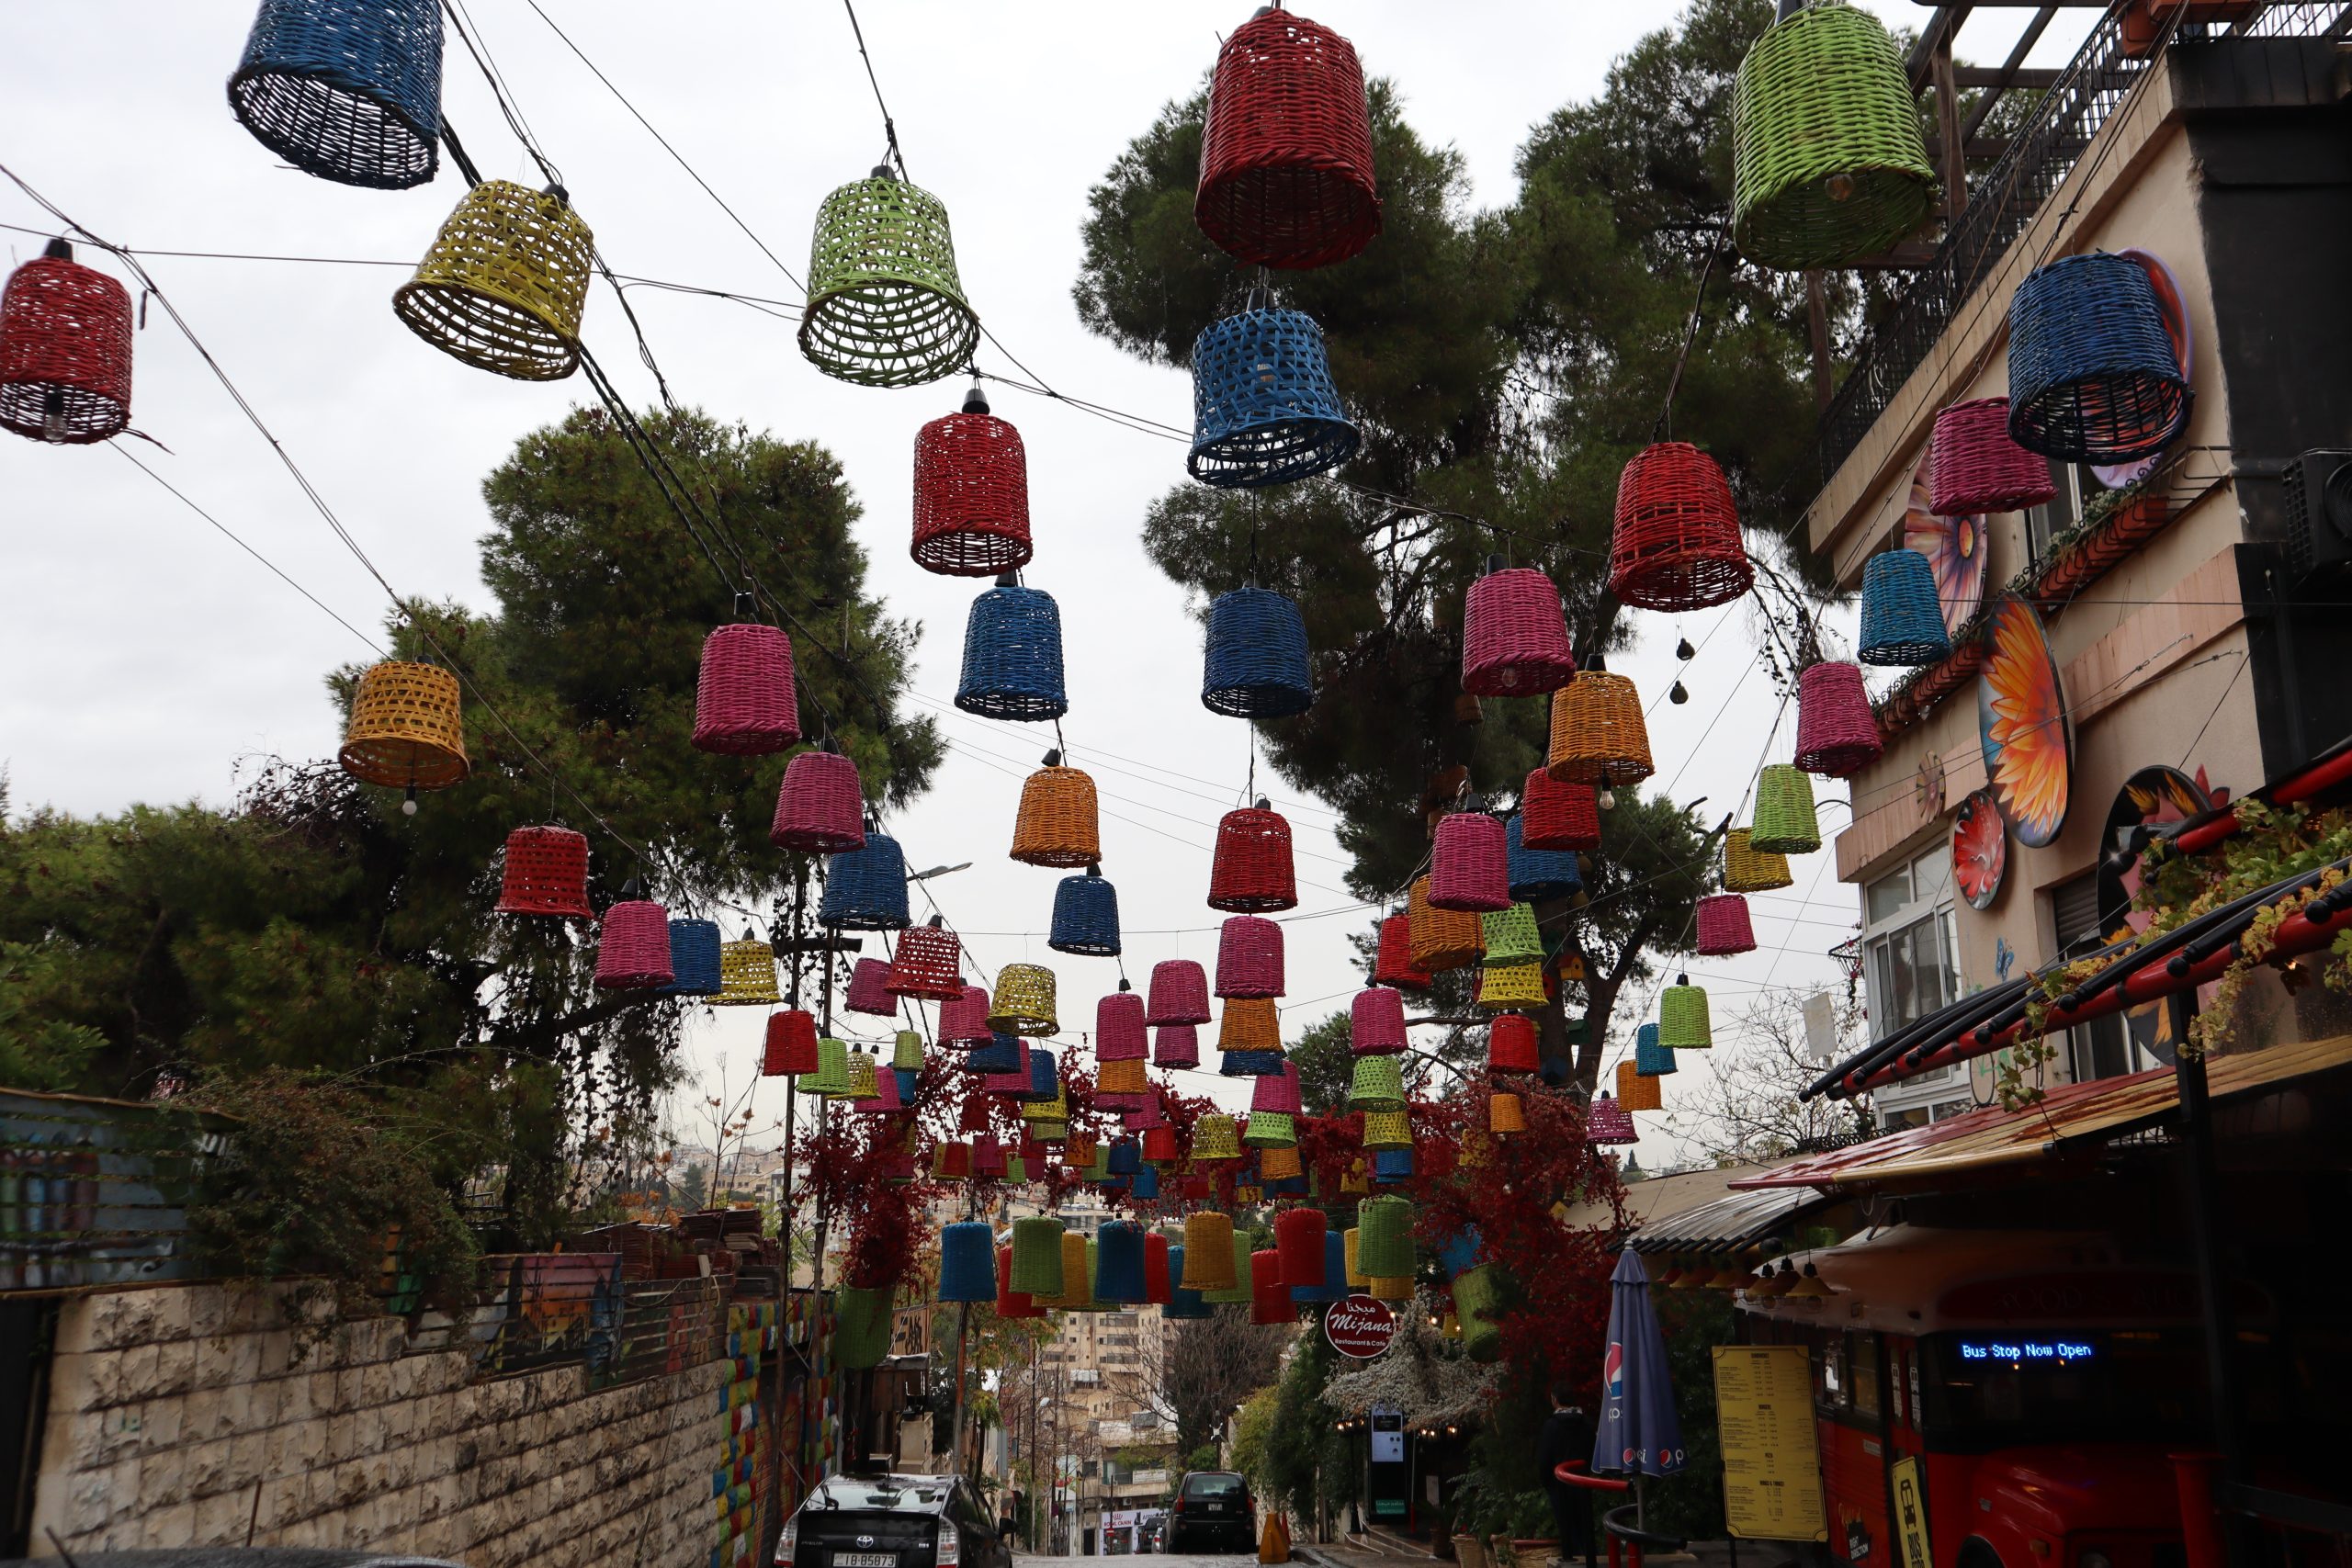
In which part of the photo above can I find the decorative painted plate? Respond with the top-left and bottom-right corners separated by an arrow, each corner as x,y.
2095,764 -> 2217,938
1976,594 -> 2072,849
2091,247 -> 2193,489
1952,788 -> 2007,910
1904,446 -> 1986,636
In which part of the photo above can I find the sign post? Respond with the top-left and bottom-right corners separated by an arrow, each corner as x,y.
1711,1346 -> 1829,1542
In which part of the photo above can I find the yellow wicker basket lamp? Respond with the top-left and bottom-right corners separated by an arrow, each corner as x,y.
1546,659 -> 1655,786
1723,828 -> 1794,893
716,933 -> 782,1006
988,963 -> 1059,1036
1408,875 -> 1484,973
393,181 -> 594,381
340,660 -> 469,790
1476,961 -> 1548,1010
1011,754 -> 1101,868
1362,1108 -> 1413,1150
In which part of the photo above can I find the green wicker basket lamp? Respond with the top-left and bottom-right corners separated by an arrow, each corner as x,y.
1659,973 -> 1713,1050
798,168 -> 979,388
1748,763 -> 1822,854
1731,3 -> 1934,270
393,180 -> 594,380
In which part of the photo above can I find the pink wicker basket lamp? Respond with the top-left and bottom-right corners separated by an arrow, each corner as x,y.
1462,561 -> 1577,697
1929,397 -> 2056,517
1350,987 -> 1407,1055
1792,660 -> 1883,778
1147,959 -> 1213,1026
1694,894 -> 1758,957
1097,986 -> 1149,1060
1215,916 -> 1285,999
845,957 -> 896,1017
693,619 -> 800,755
594,897 -> 673,990
1428,809 -> 1510,913
771,748 -> 865,853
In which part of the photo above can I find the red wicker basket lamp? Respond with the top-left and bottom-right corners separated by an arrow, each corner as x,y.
887,917 -> 967,1001
340,660 -> 469,792
1487,1013 -> 1540,1074
770,747 -> 865,854
1012,753 -> 1101,868
495,825 -> 594,919
1373,911 -> 1432,990
0,241 -> 133,445
1608,443 -> 1754,612
1793,660 -> 1883,778
1520,768 -> 1601,852
1209,801 -> 1298,913
1194,7 -> 1381,271
1694,893 -> 1758,957
1462,561 -> 1577,697
693,619 -> 799,756
912,383 -> 1034,577
763,1009 -> 820,1076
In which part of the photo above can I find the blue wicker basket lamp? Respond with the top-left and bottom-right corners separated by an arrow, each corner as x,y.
1857,548 -> 1952,666
2007,252 -> 2191,464
1202,585 -> 1313,717
956,578 -> 1069,721
820,832 -> 910,931
1048,866 -> 1122,957
798,169 -> 979,389
938,1221 -> 997,1303
229,0 -> 443,189
1634,1021 -> 1678,1077
1505,812 -> 1582,904
661,918 -> 722,998
1187,303 -> 1360,489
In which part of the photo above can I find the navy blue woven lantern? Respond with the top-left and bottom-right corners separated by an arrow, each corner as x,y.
956,579 -> 1068,720
229,0 -> 443,190
894,1066 -> 919,1103
1292,1230 -> 1348,1304
1164,1247 -> 1210,1319
1025,1047 -> 1059,1102
939,1221 -> 996,1303
1220,1049 -> 1285,1077
1131,1163 -> 1161,1201
1635,1021 -> 1678,1077
1108,1139 -> 1142,1176
820,832 -> 911,931
1857,549 -> 1952,666
2007,253 -> 2190,464
1202,585 -> 1313,717
1187,305 -> 1361,489
1097,1221 -> 1148,1303
1374,1147 -> 1414,1182
1048,866 -> 1122,957
661,919 -> 722,997
968,1032 -> 1021,1074
1506,813 -> 1583,904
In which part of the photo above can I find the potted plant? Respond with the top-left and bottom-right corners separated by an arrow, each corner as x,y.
1451,1472 -> 1491,1568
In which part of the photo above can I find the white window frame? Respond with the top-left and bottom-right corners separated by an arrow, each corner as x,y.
1862,847 -> 1962,1043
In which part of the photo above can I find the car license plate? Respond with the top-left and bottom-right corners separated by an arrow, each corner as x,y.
1200,1503 -> 1227,1513
835,1553 -> 895,1565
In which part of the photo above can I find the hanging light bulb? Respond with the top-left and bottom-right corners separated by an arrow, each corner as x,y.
41,387 -> 67,444
1597,787 -> 1617,811
401,784 -> 420,817
1675,636 -> 1696,662
1669,681 -> 1689,705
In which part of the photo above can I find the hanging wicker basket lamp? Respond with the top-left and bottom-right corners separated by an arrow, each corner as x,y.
1408,874 -> 1484,972
956,579 -> 1068,721
1793,660 -> 1883,777
1218,997 -> 1283,1068
1858,548 -> 1953,666
989,963 -> 1059,1037
912,383 -> 1033,576
763,1010 -> 820,1076
887,919 -> 966,1000
1730,2 -> 1935,270
1749,763 -> 1823,854
940,983 -> 994,1046
1048,867 -> 1122,957
1203,585 -> 1314,717
494,825 -> 594,919
1373,912 -> 1432,990
1476,961 -> 1548,1010
1351,986 -> 1406,1055
1147,959 -> 1213,1027
1194,6 -> 1380,269
1487,1092 -> 1527,1137
1097,987 -> 1148,1059
1521,768 -> 1600,852
0,241 -> 133,445
717,933 -> 782,1005
1430,808 -> 1510,913
1488,1013 -> 1540,1074
229,0 -> 442,189
1723,827 -> 1793,893
1634,1021 -> 1677,1077
1506,814 -> 1582,905
1155,1022 -> 1202,1070
1587,1092 -> 1639,1145
820,831 -> 910,931
844,955 -> 896,1017
594,897 -> 673,990
771,747 -> 865,854
2007,252 -> 2190,463
1479,903 -> 1544,969
1012,752 -> 1101,867
1187,303 -> 1360,488
1659,974 -> 1714,1050
1546,660 -> 1654,786
1694,894 -> 1758,958
693,620 -> 800,756
1210,801 -> 1298,912
1216,915 -> 1286,999
1349,1054 -> 1406,1112
1930,397 -> 2056,516
340,660 -> 469,791
1609,444 -> 1755,611
798,170 -> 978,389
393,181 -> 594,381
1462,561 -> 1577,697
1616,1060 -> 1665,1111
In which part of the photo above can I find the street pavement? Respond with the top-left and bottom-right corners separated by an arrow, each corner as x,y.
1014,1556 -> 1254,1566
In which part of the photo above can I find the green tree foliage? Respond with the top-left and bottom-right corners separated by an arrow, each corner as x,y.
1075,2 -> 1818,1083
0,408 -> 938,1262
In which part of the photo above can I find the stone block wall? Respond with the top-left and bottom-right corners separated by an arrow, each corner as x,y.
28,1281 -> 736,1565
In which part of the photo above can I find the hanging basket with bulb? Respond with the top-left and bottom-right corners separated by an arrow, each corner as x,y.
1694,894 -> 1758,957
1187,304 -> 1360,489
1478,903 -> 1544,969
1373,912 -> 1432,990
763,1010 -> 820,1076
1193,6 -> 1380,269
1506,815 -> 1582,904
594,897 -> 673,990
1210,803 -> 1298,912
770,748 -> 865,853
1048,868 -> 1122,957
1202,586 -> 1314,717
1408,875 -> 1484,973
1520,768 -> 1601,852
0,241 -> 134,445
1724,828 -> 1793,893
1634,1021 -> 1677,1077
887,920 -> 966,1000
989,964 -> 1059,1037
1096,1055 -> 1150,1106
1357,1196 -> 1415,1278
494,826 -> 594,919
820,833 -> 910,930
1659,976 -> 1713,1050
340,660 -> 469,791
956,580 -> 1068,721
229,0 -> 444,189
1794,660 -> 1883,777
393,181 -> 594,380
1096,987 -> 1148,1059
717,935 -> 782,1005
1930,397 -> 2057,516
1487,1014 -> 1539,1074
1476,961 -> 1548,1010
1749,764 -> 1822,854
844,956 -> 896,1017
1608,444 -> 1755,611
1429,809 -> 1511,913
1858,548 -> 1954,666
798,171 -> 979,388
2007,252 -> 2190,463
1350,987 -> 1406,1055
1462,562 -> 1577,697
1012,755 -> 1101,867
693,621 -> 800,755
1730,1 -> 1935,271
1216,916 -> 1285,999
1147,959 -> 1212,1026
1546,662 -> 1655,786
912,384 -> 1033,576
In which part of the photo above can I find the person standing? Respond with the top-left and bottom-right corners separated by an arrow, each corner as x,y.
1533,1381 -> 1598,1568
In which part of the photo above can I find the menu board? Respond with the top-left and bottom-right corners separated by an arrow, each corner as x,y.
1712,1346 -> 1829,1541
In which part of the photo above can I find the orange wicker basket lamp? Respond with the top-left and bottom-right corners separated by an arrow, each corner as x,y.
393,180 -> 594,380
1608,443 -> 1754,612
340,660 -> 469,794
1616,1059 -> 1664,1112
1011,751 -> 1101,868
1209,801 -> 1298,913
1546,659 -> 1654,787
799,169 -> 979,389
1487,1092 -> 1527,1136
1194,6 -> 1380,270
912,381 -> 1033,577
494,825 -> 594,919
1407,876 -> 1484,973
0,241 -> 134,445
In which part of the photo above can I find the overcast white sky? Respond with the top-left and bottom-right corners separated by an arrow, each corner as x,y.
0,3 -> 2096,1167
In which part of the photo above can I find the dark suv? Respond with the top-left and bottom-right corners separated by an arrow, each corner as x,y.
1166,1471 -> 1255,1553
778,1473 -> 1011,1568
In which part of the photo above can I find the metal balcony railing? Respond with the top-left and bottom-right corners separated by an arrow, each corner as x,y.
1815,3 -> 2352,489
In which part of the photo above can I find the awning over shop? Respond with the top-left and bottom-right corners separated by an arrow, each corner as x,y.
1741,1031 -> 2352,1192
1622,1183 -> 1832,1256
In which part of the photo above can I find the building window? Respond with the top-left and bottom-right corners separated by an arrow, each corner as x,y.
2025,458 -> 2118,563
2052,872 -> 2153,1084
1863,848 -> 1960,1040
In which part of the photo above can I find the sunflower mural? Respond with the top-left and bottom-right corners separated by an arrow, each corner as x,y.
1976,595 -> 2072,848
1905,446 -> 1986,637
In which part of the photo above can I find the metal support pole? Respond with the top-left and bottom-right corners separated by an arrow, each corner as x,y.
2170,992 -> 2253,1568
